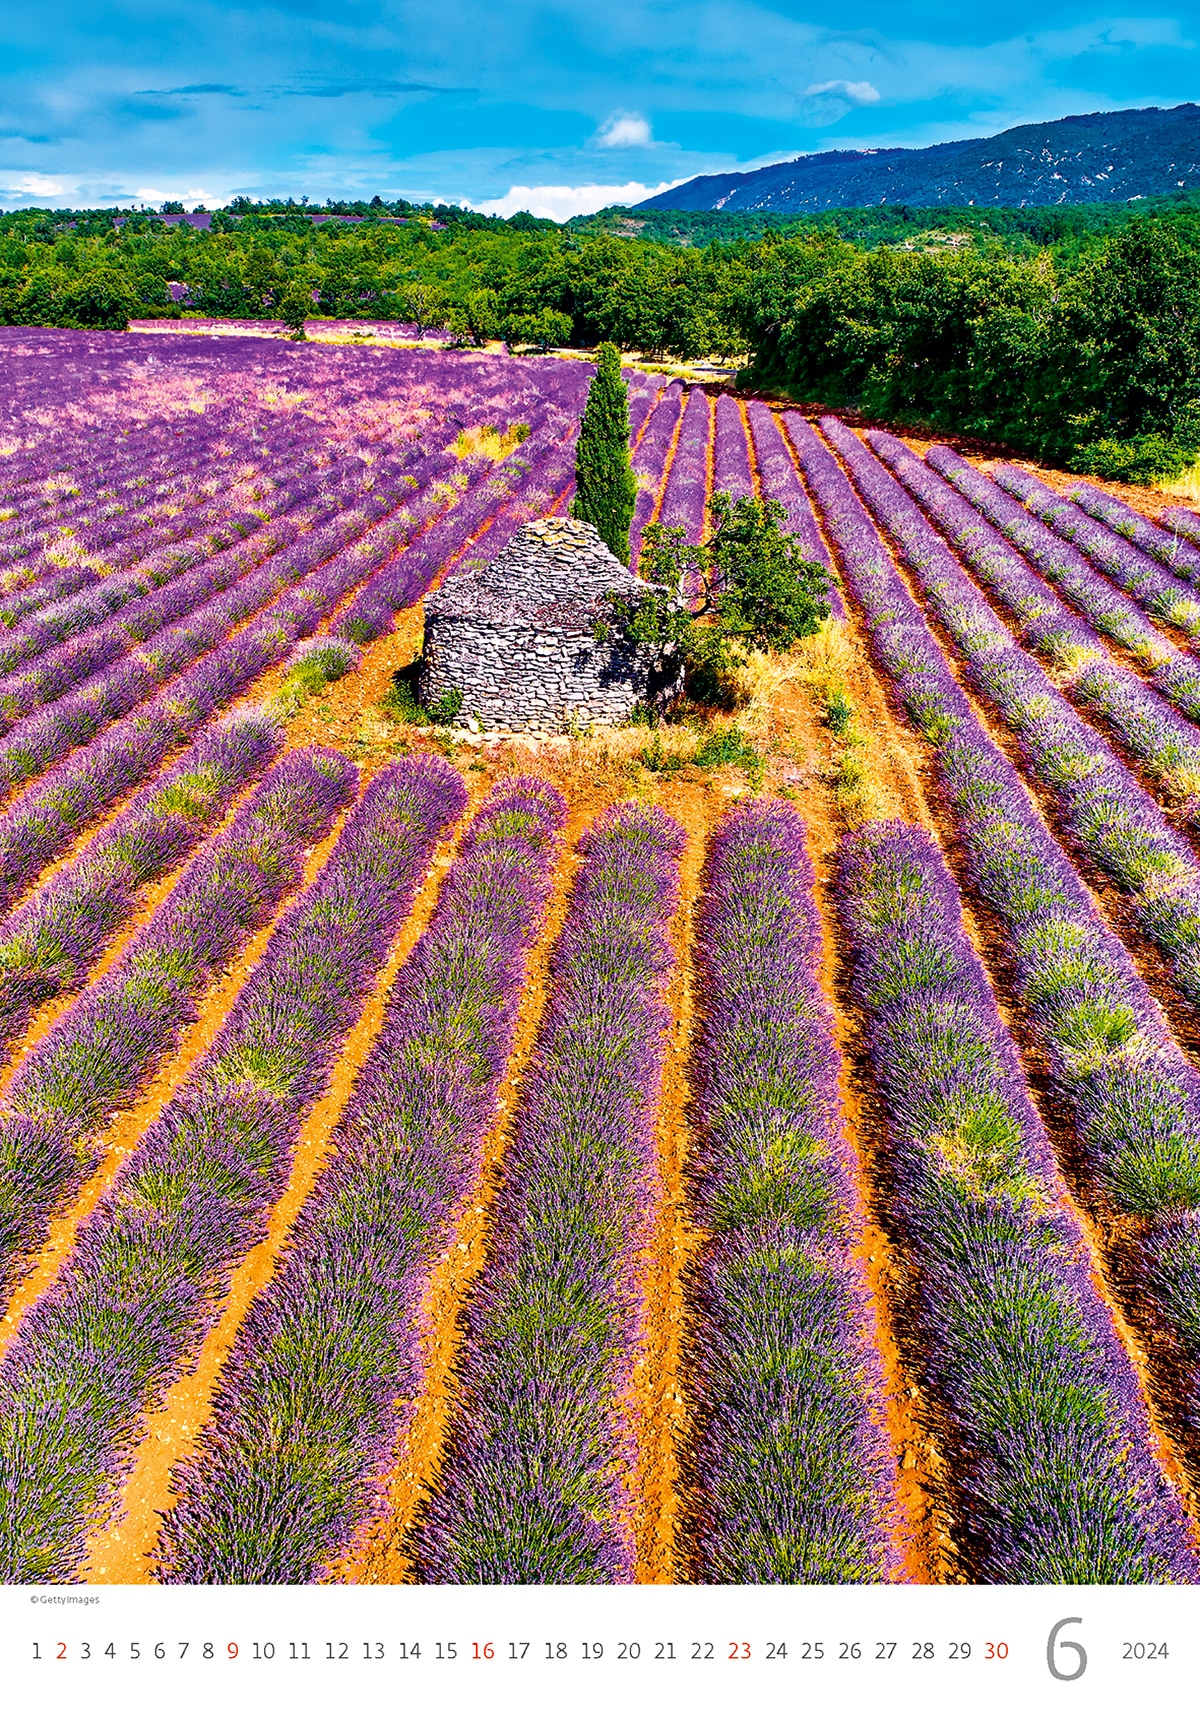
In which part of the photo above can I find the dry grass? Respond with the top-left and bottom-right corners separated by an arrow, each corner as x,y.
773,621 -> 899,826
451,422 -> 531,462
1157,462 -> 1200,504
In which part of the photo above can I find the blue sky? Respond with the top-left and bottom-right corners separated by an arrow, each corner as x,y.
1,1 -> 1197,217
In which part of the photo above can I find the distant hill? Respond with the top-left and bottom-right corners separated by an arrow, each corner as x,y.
635,104 -> 1200,212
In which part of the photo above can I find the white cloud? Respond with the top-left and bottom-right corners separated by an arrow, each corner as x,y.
595,110 -> 653,148
804,80 -> 880,103
0,172 -> 66,196
132,185 -> 224,207
475,180 -> 684,221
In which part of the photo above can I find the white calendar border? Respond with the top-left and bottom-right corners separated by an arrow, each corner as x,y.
3,1580 -> 1197,1714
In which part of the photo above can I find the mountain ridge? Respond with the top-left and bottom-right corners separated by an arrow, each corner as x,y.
634,104 -> 1200,212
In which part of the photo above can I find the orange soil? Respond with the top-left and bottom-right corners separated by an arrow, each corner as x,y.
336,796 -> 594,1584
740,398 -> 761,498
81,777 -> 486,1583
0,805 -> 352,1364
701,391 -> 715,520
630,792 -> 711,1583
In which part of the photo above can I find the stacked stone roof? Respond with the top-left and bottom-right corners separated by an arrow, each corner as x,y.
426,514 -> 643,633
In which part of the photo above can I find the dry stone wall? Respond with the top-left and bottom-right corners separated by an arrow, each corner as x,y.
420,515 -> 680,733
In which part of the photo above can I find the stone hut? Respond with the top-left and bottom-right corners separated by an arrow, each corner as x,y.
419,515 -> 681,733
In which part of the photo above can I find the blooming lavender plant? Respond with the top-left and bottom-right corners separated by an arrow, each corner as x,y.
0,745 -> 354,1309
838,820 -> 1197,1582
685,800 -> 897,1582
940,454 -> 1200,638
1162,506 -> 1200,550
657,388 -> 712,545
750,408 -> 830,567
630,386 -> 684,567
828,424 -> 1200,818
0,711 -> 282,1050
710,394 -> 754,505
0,752 -> 465,1582
803,418 -> 1200,1011
418,801 -> 684,1583
1069,484 -> 1200,584
159,777 -> 565,1583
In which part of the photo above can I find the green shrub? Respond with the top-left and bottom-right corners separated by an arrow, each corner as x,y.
825,687 -> 855,733
384,667 -> 463,726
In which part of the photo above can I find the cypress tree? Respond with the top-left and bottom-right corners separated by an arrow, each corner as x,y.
572,342 -> 637,564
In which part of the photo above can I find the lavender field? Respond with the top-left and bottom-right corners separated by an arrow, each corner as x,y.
4,323 -> 1200,1585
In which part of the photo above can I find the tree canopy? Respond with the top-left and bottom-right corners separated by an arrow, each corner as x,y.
3,192 -> 1200,478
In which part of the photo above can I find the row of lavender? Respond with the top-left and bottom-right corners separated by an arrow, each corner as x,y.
788,413 -> 1200,1563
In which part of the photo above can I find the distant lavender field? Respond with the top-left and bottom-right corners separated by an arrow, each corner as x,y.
0,328 -> 1197,1589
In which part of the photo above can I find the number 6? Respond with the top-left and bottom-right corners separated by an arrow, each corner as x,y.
1047,1618 -> 1087,1682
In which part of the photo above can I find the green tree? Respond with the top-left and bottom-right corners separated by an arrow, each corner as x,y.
609,492 -> 831,699
509,306 -> 573,350
276,280 -> 313,338
707,491 -> 833,650
401,279 -> 448,335
571,341 -> 637,563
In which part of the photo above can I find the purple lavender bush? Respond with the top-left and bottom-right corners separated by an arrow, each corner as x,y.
0,745 -> 354,1306
1069,484 -> 1200,584
0,710 -> 282,1048
838,820 -> 1198,1582
158,777 -> 565,1583
710,393 -> 753,505
0,752 -> 465,1581
685,799 -> 897,1582
417,801 -> 684,1583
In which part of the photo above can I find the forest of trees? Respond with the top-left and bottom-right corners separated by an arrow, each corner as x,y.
3,190 -> 1200,483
